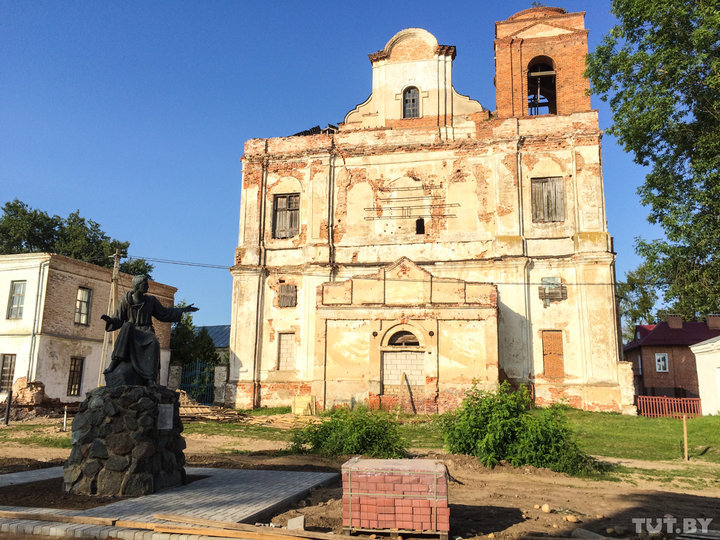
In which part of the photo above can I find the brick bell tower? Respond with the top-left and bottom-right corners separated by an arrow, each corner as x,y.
494,7 -> 592,118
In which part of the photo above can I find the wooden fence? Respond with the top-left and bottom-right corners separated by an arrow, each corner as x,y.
637,395 -> 702,418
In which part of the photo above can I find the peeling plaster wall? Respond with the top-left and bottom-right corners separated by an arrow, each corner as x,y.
229,16 -> 633,413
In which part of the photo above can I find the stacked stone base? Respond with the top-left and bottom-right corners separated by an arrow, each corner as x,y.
63,385 -> 186,496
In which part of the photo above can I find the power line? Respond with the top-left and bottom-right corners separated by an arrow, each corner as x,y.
127,255 -> 229,270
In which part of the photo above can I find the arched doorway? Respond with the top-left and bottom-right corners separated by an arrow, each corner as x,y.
381,328 -> 425,398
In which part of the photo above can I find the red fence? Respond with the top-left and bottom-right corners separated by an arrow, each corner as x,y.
637,395 -> 702,418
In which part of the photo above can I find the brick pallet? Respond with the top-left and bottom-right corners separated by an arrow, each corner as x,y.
342,457 -> 450,540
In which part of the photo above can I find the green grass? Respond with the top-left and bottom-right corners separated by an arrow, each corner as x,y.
564,409 -> 720,463
236,406 -> 291,416
0,423 -> 72,448
182,421 -> 293,441
398,419 -> 443,448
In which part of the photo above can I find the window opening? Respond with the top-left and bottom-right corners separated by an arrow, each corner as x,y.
277,332 -> 296,370
272,193 -> 300,239
415,218 -> 425,235
67,357 -> 84,396
403,87 -> 419,118
542,330 -> 564,379
531,177 -> 564,222
0,354 -> 16,392
74,287 -> 92,325
388,330 -> 420,347
6,281 -> 26,319
655,353 -> 669,372
528,59 -> 556,115
279,284 -> 297,307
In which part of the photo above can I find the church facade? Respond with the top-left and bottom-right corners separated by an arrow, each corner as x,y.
228,7 -> 635,414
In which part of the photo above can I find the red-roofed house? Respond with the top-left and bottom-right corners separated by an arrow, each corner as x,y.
624,315 -> 720,400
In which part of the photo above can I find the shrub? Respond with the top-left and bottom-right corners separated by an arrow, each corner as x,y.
440,381 -> 596,475
291,406 -> 407,458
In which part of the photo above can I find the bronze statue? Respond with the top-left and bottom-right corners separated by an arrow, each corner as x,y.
101,274 -> 198,387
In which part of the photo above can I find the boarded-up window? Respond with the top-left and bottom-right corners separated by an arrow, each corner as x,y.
1,354 -> 16,392
67,357 -> 84,396
531,177 -> 564,222
273,193 -> 300,239
542,330 -> 564,379
74,287 -> 92,325
279,284 -> 297,307
277,333 -> 296,371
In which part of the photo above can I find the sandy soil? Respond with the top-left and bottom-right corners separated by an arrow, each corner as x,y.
1,419 -> 719,539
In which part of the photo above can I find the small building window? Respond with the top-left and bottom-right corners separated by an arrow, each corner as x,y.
528,57 -> 556,115
415,218 -> 425,235
74,287 -> 92,325
279,284 -> 297,307
655,353 -> 669,373
531,177 -> 564,223
388,330 -> 420,347
6,281 -> 26,319
637,354 -> 642,375
538,277 -> 568,307
272,193 -> 300,239
1,354 -> 16,392
403,87 -> 419,118
277,332 -> 296,371
67,357 -> 84,396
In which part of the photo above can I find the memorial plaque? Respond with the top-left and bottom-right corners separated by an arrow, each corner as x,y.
157,404 -> 173,430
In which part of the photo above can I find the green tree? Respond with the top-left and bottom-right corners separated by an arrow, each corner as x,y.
0,199 -> 153,277
617,263 -> 659,341
170,303 -> 219,365
587,0 -> 720,320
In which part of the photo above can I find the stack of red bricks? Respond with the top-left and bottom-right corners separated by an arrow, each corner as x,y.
342,457 -> 450,533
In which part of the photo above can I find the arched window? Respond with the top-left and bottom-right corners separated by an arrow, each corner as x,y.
415,218 -> 425,235
403,87 -> 419,118
527,57 -> 556,115
388,330 -> 420,346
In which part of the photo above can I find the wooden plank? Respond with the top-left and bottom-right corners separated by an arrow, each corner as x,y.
0,510 -> 116,526
154,524 -> 326,540
154,513 -> 336,540
113,519 -> 156,530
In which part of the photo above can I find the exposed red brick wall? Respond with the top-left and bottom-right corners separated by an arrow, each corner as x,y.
342,458 -> 449,532
494,12 -> 591,118
542,330 -> 564,379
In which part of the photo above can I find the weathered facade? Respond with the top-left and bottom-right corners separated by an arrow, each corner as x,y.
229,7 -> 635,413
0,253 -> 176,402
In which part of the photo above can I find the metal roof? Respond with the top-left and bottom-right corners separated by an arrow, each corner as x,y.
196,324 -> 231,348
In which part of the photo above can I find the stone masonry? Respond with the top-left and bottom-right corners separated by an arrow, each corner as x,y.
63,385 -> 186,497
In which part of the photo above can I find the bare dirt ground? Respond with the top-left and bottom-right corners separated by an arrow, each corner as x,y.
1,418 -> 719,539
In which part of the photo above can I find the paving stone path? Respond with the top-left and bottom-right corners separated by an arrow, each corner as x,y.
0,466 -> 338,539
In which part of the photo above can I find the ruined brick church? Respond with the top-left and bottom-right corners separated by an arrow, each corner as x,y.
228,7 -> 635,413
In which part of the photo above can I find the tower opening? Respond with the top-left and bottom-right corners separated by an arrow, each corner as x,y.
528,57 -> 556,115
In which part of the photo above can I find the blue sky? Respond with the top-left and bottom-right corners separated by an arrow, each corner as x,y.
0,0 -> 661,326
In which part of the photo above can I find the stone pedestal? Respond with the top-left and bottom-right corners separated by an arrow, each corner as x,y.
63,385 -> 186,497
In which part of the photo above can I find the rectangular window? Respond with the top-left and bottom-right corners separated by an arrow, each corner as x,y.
531,177 -> 565,223
637,354 -> 642,375
74,287 -> 92,325
542,330 -> 564,379
655,353 -> 669,372
279,284 -> 297,307
0,354 -> 16,392
277,332 -> 296,371
67,357 -> 84,396
6,281 -> 26,319
272,193 -> 300,239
